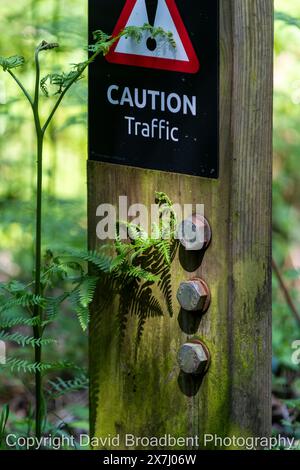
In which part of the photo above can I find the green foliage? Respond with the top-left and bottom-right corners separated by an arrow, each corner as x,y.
0,55 -> 24,71
40,70 -> 84,97
38,25 -> 175,99
90,24 -> 176,56
3,358 -> 78,374
78,276 -> 98,308
69,290 -> 90,332
69,250 -> 112,272
0,316 -> 40,328
275,11 -> 300,29
284,398 -> 300,411
139,24 -> 176,48
47,374 -> 89,398
0,292 -> 46,313
38,40 -> 59,51
0,331 -> 55,348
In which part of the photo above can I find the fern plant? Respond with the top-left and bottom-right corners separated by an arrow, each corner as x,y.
0,404 -> 9,449
0,24 -> 175,444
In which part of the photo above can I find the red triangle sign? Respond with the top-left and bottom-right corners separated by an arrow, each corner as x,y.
106,0 -> 200,74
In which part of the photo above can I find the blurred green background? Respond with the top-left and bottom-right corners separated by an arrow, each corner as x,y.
0,0 -> 299,447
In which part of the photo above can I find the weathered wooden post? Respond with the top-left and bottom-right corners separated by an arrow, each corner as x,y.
88,0 -> 273,449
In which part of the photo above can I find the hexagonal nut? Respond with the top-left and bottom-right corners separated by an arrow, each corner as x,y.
177,340 -> 210,375
177,214 -> 211,251
176,278 -> 210,312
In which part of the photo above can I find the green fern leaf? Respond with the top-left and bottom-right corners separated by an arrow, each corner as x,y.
68,250 -> 112,273
78,276 -> 98,308
47,374 -> 89,398
156,239 -> 171,265
0,331 -> 56,348
41,262 -> 69,286
75,303 -> 90,332
69,291 -> 90,331
4,280 -> 27,293
0,293 -> 46,313
0,55 -> 25,71
44,294 -> 67,320
0,316 -> 41,328
2,358 -> 79,374
109,254 -> 127,271
40,69 -> 83,97
123,266 -> 158,282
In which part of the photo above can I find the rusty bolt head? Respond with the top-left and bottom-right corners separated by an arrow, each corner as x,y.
177,214 -> 211,251
176,278 -> 210,312
177,340 -> 210,375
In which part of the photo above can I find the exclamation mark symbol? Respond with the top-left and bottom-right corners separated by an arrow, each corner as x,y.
145,0 -> 158,51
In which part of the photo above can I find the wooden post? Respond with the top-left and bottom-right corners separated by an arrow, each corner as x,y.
88,0 -> 273,449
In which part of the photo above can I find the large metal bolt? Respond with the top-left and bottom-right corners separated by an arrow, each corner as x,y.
176,278 -> 211,312
177,214 -> 211,251
177,340 -> 210,375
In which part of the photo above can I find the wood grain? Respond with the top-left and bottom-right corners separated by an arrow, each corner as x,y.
88,0 -> 273,448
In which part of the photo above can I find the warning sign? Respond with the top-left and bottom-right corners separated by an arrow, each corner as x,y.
89,0 -> 219,179
106,0 -> 200,74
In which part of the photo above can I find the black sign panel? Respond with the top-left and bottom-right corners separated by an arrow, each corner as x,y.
89,1 -> 219,178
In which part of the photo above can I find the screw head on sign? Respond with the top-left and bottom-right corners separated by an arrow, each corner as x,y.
177,340 -> 210,375
176,278 -> 211,312
177,214 -> 211,251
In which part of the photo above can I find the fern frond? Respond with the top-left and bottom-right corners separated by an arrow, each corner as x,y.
92,30 -> 111,43
0,55 -> 25,71
3,280 -> 27,293
0,316 -> 41,328
275,12 -> 300,29
47,374 -> 89,398
41,263 -> 69,286
38,40 -> 59,51
69,291 -> 90,331
151,222 -> 161,240
0,293 -> 46,313
69,250 -> 112,273
78,276 -> 98,308
88,30 -> 115,55
156,239 -> 171,265
55,259 -> 83,275
2,358 -> 79,374
40,69 -> 83,97
109,253 -> 127,271
123,24 -> 176,48
76,303 -> 90,332
121,265 -> 158,282
0,331 -> 55,348
155,191 -> 174,207
44,294 -> 67,320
